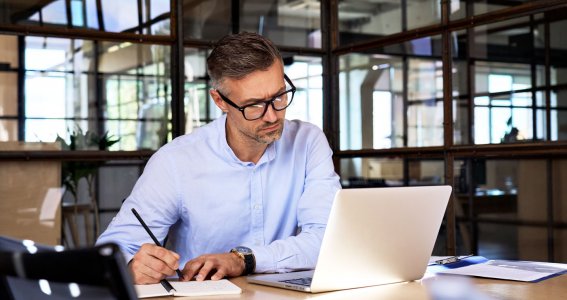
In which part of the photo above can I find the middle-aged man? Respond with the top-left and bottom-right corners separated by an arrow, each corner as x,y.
96,32 -> 341,284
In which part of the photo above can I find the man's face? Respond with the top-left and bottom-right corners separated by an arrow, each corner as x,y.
216,61 -> 287,146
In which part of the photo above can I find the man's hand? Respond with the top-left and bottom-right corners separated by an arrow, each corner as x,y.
182,253 -> 244,281
129,243 -> 181,284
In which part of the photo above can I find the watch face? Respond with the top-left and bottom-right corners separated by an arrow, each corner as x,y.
235,246 -> 253,254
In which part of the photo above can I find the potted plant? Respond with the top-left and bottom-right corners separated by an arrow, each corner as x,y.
56,127 -> 119,246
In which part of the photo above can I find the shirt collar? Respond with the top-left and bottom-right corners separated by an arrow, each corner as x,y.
217,114 -> 278,167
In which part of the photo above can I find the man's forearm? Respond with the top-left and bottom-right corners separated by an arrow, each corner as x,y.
248,226 -> 325,273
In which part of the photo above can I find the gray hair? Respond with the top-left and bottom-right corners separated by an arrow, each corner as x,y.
207,32 -> 283,92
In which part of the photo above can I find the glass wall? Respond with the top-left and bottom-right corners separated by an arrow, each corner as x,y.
454,159 -> 567,261
182,0 -> 322,48
241,0 -> 322,48
284,55 -> 323,128
23,37 -> 172,150
340,157 -> 445,188
338,0 -> 441,46
450,14 -> 567,145
451,0 -> 534,20
1,0 -> 171,34
339,35 -> 444,151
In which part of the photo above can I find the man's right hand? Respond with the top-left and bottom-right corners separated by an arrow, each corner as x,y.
129,243 -> 182,284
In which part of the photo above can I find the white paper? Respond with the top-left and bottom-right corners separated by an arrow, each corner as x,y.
135,279 -> 242,298
135,283 -> 172,298
438,260 -> 567,282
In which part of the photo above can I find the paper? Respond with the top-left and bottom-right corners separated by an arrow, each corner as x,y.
437,260 -> 567,282
135,279 -> 242,298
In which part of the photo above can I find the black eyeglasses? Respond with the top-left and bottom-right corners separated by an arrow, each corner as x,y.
217,74 -> 296,121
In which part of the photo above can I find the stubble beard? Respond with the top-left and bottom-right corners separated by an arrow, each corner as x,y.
250,120 -> 284,144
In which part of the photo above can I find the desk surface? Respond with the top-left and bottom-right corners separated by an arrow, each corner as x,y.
153,273 -> 567,300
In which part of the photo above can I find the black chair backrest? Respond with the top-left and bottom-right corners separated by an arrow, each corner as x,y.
0,236 -> 137,300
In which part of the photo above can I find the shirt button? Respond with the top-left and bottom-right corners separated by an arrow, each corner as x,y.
254,204 -> 261,210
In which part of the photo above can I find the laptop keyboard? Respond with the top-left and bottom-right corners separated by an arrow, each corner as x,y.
279,277 -> 312,286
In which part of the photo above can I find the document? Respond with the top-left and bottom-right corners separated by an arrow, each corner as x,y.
437,260 -> 567,282
135,279 -> 242,298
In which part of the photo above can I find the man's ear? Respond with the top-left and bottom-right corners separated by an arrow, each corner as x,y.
210,89 -> 228,113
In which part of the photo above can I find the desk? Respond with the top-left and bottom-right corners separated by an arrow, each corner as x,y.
152,273 -> 567,300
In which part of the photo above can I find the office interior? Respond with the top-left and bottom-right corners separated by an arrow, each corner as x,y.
0,0 -> 566,264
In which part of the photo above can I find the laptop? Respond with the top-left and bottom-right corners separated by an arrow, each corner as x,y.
247,185 -> 452,293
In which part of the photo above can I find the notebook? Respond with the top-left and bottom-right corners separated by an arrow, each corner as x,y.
135,279 -> 241,298
247,185 -> 452,293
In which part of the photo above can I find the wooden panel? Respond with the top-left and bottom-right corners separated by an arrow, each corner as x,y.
0,142 -> 62,245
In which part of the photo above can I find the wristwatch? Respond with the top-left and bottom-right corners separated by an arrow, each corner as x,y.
230,246 -> 256,275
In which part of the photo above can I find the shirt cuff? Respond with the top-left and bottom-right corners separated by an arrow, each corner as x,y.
248,245 -> 275,273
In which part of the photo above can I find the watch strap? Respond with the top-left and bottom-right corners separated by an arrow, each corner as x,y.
230,247 -> 255,275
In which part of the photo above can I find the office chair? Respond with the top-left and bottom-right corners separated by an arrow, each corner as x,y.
0,237 -> 137,300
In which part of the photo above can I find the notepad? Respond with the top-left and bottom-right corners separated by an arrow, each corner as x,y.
135,279 -> 242,298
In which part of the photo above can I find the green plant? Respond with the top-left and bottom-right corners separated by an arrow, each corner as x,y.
56,127 -> 119,200
56,127 -> 119,245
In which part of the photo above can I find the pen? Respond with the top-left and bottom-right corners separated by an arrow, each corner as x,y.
131,208 -> 184,280
435,254 -> 474,265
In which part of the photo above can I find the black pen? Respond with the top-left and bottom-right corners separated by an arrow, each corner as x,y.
131,208 -> 184,280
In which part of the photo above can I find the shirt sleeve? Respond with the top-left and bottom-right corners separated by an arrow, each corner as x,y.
95,148 -> 182,262
249,130 -> 341,273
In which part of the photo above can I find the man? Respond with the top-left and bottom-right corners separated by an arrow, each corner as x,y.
96,32 -> 341,284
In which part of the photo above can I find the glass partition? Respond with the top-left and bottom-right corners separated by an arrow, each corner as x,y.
339,36 -> 444,151
184,48 -> 218,131
339,157 -> 445,188
23,37 -> 172,150
464,14 -> 567,144
450,0 -> 534,20
340,157 -> 404,188
338,0 -> 440,46
241,0 -> 322,48
549,18 -> 567,141
284,55 -> 323,128
0,0 -> 170,35
339,53 -> 404,150
454,159 -> 567,261
182,0 -> 231,41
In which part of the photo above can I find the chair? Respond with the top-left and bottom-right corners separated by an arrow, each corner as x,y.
0,236 -> 137,299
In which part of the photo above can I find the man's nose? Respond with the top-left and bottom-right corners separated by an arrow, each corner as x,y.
262,102 -> 278,122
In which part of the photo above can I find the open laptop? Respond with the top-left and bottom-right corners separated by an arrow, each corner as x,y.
247,185 -> 452,293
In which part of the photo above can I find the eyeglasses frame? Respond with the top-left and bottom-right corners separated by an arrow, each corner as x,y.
216,74 -> 296,121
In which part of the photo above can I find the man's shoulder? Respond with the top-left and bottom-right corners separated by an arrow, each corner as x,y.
159,119 -> 222,152
284,119 -> 322,135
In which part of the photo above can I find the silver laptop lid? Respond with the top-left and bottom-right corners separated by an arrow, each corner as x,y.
310,186 -> 451,293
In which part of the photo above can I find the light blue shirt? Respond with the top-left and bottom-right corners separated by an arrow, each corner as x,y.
96,115 -> 341,273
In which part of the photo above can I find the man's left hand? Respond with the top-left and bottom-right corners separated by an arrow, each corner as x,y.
182,253 -> 245,281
